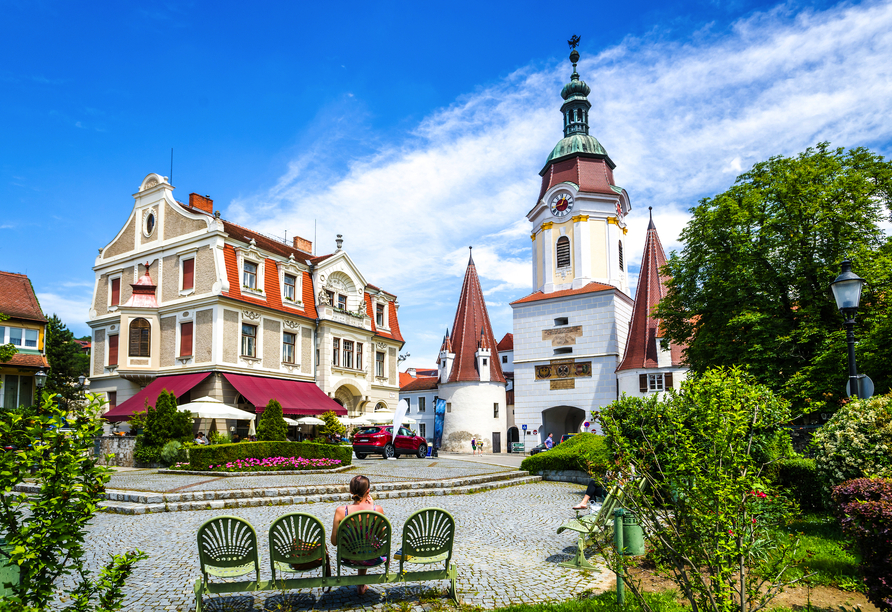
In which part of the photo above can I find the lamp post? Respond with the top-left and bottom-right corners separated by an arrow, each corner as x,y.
34,367 -> 48,397
829,259 -> 870,399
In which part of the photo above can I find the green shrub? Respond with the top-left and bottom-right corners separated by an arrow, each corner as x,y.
133,438 -> 161,465
520,433 -> 611,477
189,441 -> 351,470
160,441 -> 184,466
775,457 -> 823,510
256,399 -> 288,441
141,390 -> 193,447
812,393 -> 892,494
319,409 -> 345,443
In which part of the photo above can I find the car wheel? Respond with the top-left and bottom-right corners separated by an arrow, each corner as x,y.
383,444 -> 395,459
417,445 -> 427,459
355,453 -> 367,459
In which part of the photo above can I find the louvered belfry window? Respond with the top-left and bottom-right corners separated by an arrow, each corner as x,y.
556,236 -> 571,269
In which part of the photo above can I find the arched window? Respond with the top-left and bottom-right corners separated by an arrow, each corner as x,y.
556,236 -> 571,269
375,402 -> 387,412
618,241 -> 624,271
129,318 -> 151,357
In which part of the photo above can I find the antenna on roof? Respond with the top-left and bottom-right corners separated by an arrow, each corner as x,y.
170,148 -> 173,185
314,220 -> 317,256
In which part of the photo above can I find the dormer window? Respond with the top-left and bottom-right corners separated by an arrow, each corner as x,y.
556,236 -> 571,269
284,274 -> 296,301
243,261 -> 257,289
376,303 -> 385,326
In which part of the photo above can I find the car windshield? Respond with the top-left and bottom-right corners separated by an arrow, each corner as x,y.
356,427 -> 381,435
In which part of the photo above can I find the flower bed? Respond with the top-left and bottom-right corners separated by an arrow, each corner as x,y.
170,456 -> 343,472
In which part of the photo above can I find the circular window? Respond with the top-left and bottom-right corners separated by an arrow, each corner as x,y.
145,212 -> 156,236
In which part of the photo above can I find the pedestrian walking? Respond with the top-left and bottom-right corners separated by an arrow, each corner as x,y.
471,437 -> 477,455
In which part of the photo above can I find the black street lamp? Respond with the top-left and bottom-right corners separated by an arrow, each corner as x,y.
829,259 -> 871,399
34,367 -> 48,392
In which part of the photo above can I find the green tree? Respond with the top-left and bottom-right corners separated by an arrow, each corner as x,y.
0,392 -> 147,611
140,390 -> 192,447
595,367 -> 802,612
656,144 -> 892,414
256,399 -> 287,441
44,314 -> 90,412
0,313 -> 15,364
319,409 -> 345,443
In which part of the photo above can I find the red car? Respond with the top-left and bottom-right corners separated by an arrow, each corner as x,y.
352,425 -> 428,459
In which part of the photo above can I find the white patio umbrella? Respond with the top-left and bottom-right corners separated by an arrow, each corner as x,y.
177,396 -> 256,420
296,416 -> 325,425
339,415 -> 371,425
284,417 -> 301,426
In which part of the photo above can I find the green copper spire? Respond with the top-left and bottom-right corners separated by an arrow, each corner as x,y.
560,41 -> 591,137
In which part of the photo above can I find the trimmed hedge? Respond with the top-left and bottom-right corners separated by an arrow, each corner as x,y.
520,433 -> 611,477
775,457 -> 823,510
188,441 -> 352,470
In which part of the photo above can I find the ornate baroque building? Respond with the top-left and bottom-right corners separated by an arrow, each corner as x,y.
89,174 -> 403,433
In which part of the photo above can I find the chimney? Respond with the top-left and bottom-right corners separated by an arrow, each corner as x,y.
292,236 -> 313,254
189,193 -> 214,214
336,234 -> 344,250
407,368 -> 417,378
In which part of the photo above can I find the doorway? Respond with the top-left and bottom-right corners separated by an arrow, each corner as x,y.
492,432 -> 501,453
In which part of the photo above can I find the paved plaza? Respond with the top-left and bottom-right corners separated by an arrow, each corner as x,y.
57,460 -> 612,611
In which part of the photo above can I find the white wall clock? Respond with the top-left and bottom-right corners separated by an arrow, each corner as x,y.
550,193 -> 574,217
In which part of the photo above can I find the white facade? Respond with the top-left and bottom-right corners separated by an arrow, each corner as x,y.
400,386 -> 437,443
616,367 -> 689,399
438,381 -> 508,454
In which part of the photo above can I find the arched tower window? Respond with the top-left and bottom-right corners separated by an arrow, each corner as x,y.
129,318 -> 151,357
618,241 -> 624,271
374,401 -> 387,412
556,236 -> 571,269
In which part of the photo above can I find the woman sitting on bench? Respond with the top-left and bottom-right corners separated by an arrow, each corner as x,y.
331,475 -> 385,595
572,479 -> 608,510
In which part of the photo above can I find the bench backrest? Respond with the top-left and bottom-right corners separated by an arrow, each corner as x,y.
399,508 -> 455,573
269,512 -> 327,581
196,515 -> 260,581
336,510 -> 392,574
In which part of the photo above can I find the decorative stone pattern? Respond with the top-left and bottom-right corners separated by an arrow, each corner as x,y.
195,309 -> 213,363
97,435 -> 136,467
195,246 -> 216,294
164,201 -> 207,239
388,347 -> 397,384
160,316 -> 176,367
104,214 -> 135,258
301,327 -> 313,374
222,310 -> 238,363
161,254 -> 179,303
262,318 -> 281,370
93,329 -> 106,376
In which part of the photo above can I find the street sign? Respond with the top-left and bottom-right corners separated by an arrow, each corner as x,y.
532,429 -> 538,436
847,375 -> 874,399
511,442 -> 525,453
521,424 -> 527,431
583,421 -> 590,430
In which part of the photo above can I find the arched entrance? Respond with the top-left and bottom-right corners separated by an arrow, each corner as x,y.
507,427 -> 519,452
541,405 -> 586,442
334,384 -> 363,417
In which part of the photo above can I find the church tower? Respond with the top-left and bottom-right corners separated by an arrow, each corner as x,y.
510,41 -> 634,445
438,249 -> 508,453
530,46 -> 631,295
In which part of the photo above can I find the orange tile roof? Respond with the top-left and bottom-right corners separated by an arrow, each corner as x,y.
497,332 -> 514,351
401,376 -> 439,392
0,271 -> 46,323
364,292 -> 404,343
5,353 -> 49,368
510,282 -> 617,305
221,245 -> 318,320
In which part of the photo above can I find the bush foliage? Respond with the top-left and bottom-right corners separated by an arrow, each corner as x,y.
132,390 -> 192,466
775,458 -> 823,511
319,409 -> 346,442
520,433 -> 611,477
188,440 -> 351,470
812,393 -> 892,494
256,399 -> 288,441
832,478 -> 892,611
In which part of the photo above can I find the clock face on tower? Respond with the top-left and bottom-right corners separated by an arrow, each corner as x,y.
550,193 -> 574,217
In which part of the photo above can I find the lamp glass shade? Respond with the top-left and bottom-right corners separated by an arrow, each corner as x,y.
830,260 -> 866,312
78,375 -> 86,387
34,369 -> 47,388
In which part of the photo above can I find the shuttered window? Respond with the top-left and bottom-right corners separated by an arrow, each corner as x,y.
110,278 -> 120,306
639,374 -> 648,393
129,318 -> 150,357
180,322 -> 193,357
182,259 -> 195,290
108,334 -> 119,366
556,237 -> 571,269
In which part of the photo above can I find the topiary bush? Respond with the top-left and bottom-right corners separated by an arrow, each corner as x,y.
813,393 -> 892,494
520,433 -> 611,477
832,478 -> 892,611
319,409 -> 345,443
160,441 -> 184,466
775,457 -> 823,510
141,390 -> 192,447
188,441 -> 351,470
256,399 -> 288,441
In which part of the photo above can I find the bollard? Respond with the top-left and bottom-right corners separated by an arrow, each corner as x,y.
614,508 -> 624,606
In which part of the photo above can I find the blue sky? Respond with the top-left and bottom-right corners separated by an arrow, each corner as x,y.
3,1 -> 892,368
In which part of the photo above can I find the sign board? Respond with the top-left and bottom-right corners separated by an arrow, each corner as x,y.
550,379 -> 575,390
532,429 -> 538,436
511,442 -> 525,453
847,375 -> 874,399
583,421 -> 590,429
521,424 -> 527,431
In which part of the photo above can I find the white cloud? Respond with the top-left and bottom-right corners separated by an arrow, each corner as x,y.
227,1 -> 892,369
37,292 -> 91,337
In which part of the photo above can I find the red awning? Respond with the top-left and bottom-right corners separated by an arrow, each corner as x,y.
103,372 -> 211,422
223,373 -> 346,416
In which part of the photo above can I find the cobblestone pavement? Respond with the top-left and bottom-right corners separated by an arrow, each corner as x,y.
107,458 -> 511,493
62,481 -> 611,611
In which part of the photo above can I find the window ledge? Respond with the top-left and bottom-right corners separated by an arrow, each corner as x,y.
176,356 -> 193,364
104,365 -> 118,373
332,365 -> 367,376
242,286 -> 265,297
239,355 -> 262,369
282,298 -> 304,308
179,288 -> 195,297
108,306 -> 119,312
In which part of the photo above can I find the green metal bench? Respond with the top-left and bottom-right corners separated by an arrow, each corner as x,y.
556,478 -> 646,570
194,509 -> 458,611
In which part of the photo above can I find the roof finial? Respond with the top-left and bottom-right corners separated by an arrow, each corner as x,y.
468,246 -> 474,265
647,206 -> 655,230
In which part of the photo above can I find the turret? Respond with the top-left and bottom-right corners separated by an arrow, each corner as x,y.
438,329 -> 454,384
475,329 -> 491,382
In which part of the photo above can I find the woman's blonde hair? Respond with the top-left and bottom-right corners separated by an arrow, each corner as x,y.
350,475 -> 370,503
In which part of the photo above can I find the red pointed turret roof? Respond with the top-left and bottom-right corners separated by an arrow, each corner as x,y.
446,250 -> 506,384
617,210 -> 685,371
122,264 -> 158,309
497,333 -> 514,351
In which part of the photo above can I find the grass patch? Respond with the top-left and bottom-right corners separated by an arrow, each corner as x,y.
782,512 -> 863,591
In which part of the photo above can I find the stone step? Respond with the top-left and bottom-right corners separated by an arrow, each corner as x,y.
99,469 -> 533,505
97,475 -> 542,514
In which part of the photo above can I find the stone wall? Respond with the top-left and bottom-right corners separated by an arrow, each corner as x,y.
160,316 -> 176,367
96,435 -> 137,467
539,470 -> 590,484
94,274 -> 108,316
263,318 -> 281,369
195,309 -> 213,363
162,254 -> 179,303
301,327 -> 312,374
105,215 -> 135,258
223,310 -> 238,363
195,246 -> 216,294
120,266 -> 134,305
165,202 -> 207,239
92,329 -> 106,376
388,347 -> 397,385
